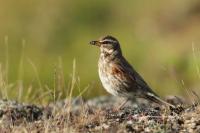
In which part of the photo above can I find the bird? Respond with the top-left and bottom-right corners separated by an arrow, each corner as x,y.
90,35 -> 175,108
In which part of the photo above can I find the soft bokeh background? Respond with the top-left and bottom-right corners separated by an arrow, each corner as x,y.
0,0 -> 200,103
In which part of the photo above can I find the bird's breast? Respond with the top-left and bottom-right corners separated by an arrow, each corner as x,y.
98,57 -> 128,97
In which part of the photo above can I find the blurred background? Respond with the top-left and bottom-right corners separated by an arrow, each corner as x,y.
0,0 -> 200,103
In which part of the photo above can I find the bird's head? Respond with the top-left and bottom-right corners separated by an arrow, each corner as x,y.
90,35 -> 122,56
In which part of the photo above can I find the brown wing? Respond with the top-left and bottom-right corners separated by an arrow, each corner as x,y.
111,56 -> 156,95
110,57 -> 175,107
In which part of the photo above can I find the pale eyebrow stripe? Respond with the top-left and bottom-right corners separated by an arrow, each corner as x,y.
100,39 -> 117,44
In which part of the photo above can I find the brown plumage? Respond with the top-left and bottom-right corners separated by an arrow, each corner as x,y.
90,35 -> 174,108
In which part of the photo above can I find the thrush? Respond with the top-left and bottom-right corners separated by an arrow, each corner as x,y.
90,35 -> 175,108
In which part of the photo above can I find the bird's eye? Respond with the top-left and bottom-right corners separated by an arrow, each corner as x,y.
102,43 -> 114,50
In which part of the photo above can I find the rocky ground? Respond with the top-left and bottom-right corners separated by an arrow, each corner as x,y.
0,96 -> 199,133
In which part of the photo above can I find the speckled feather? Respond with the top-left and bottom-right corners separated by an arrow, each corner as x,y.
98,52 -> 157,98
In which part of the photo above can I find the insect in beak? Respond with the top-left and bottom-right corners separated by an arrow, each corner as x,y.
89,40 -> 101,47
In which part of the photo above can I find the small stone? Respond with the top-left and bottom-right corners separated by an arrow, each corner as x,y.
145,127 -> 150,132
127,120 -> 133,125
102,123 -> 109,129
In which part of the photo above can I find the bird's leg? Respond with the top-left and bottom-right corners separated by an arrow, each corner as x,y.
115,98 -> 129,111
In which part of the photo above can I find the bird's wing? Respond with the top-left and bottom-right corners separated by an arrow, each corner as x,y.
111,57 -> 174,107
111,57 -> 155,94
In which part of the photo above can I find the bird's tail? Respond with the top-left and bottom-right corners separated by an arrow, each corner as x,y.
144,92 -> 175,108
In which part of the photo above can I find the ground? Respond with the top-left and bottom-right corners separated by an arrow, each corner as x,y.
0,96 -> 199,133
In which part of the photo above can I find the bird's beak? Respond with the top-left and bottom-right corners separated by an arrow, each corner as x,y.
89,40 -> 101,47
